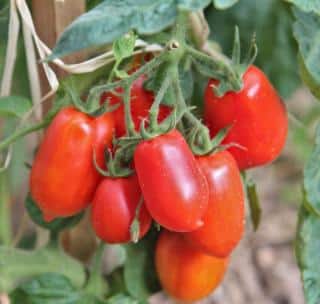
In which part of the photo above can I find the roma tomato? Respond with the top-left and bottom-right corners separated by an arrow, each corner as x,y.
155,230 -> 228,302
134,129 -> 209,232
185,151 -> 245,258
91,175 -> 151,244
30,107 -> 114,221
204,65 -> 288,170
100,75 -> 171,137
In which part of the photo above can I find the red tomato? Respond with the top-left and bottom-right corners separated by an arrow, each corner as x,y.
30,107 -> 114,221
134,129 -> 209,232
91,175 -> 151,244
101,75 -> 171,137
155,230 -> 228,301
185,151 -> 245,258
204,65 -> 288,170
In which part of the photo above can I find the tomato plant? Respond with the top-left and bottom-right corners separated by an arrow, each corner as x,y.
204,65 -> 288,170
0,0 -> 318,303
134,129 -> 209,232
155,230 -> 228,301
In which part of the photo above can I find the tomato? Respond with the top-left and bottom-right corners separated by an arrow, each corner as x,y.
204,65 -> 288,170
185,151 -> 245,258
134,129 -> 209,232
30,107 -> 114,221
155,230 -> 228,301
91,175 -> 151,244
101,75 -> 171,137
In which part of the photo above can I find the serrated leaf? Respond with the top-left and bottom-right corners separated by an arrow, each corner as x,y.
177,0 -> 211,10
246,182 -> 261,231
296,203 -> 320,304
124,234 -> 160,300
0,96 -> 31,118
113,32 -> 136,63
25,195 -> 84,233
205,0 -> 300,98
50,0 -> 177,59
213,0 -> 238,10
293,8 -> 320,94
286,0 -> 320,15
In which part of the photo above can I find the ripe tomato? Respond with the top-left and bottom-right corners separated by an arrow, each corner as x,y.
155,230 -> 228,301
30,107 -> 114,221
100,75 -> 171,137
185,151 -> 245,258
134,129 -> 209,232
91,175 -> 151,244
204,65 -> 288,170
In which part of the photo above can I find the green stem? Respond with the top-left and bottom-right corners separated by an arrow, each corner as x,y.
89,52 -> 168,101
186,44 -> 241,87
0,120 -> 47,152
149,69 -> 172,130
173,73 -> 212,153
0,173 -> 11,246
85,242 -> 107,297
174,10 -> 189,44
123,85 -> 136,136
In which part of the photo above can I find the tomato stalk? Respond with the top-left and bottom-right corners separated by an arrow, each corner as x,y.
0,173 -> 11,246
0,120 -> 48,153
85,242 -> 108,298
123,85 -> 137,137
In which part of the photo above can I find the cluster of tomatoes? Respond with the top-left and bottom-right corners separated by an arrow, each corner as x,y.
29,64 -> 287,302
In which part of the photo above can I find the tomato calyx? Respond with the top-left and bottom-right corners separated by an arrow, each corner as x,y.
93,145 -> 134,178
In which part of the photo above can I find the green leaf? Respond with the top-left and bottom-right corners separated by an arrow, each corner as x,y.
213,0 -> 238,9
177,0 -> 211,10
205,0 -> 300,98
304,124 -> 320,214
0,246 -> 85,292
124,234 -> 160,300
50,0 -> 177,59
25,195 -> 84,233
12,273 -> 80,304
296,202 -> 320,304
286,0 -> 320,15
0,96 -> 32,118
299,55 -> 320,100
246,181 -> 262,231
293,8 -> 320,96
10,273 -> 108,304
113,32 -> 137,63
106,294 -> 144,304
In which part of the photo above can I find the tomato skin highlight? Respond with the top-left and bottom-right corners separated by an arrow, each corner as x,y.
134,129 -> 209,232
204,65 -> 288,170
101,75 -> 171,137
91,175 -> 151,244
30,107 -> 114,220
155,230 -> 228,302
185,151 -> 245,258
